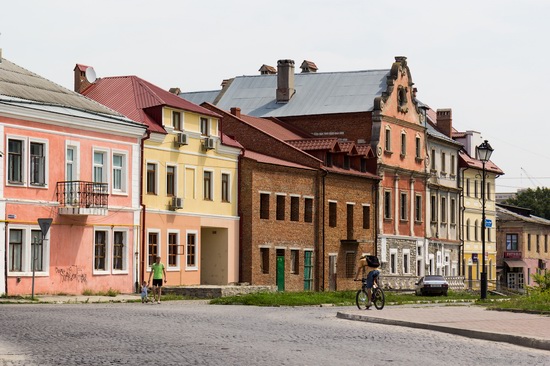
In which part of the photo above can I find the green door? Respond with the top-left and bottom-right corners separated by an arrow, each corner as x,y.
304,251 -> 313,290
276,255 -> 285,291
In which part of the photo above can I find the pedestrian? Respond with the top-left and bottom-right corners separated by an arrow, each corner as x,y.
147,256 -> 167,304
140,281 -> 149,303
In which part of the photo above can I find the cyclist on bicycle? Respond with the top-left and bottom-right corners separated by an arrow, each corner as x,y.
354,253 -> 380,307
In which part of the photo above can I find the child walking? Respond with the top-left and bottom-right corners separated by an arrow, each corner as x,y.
141,281 -> 149,303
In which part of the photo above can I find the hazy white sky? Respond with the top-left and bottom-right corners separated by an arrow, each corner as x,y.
2,0 -> 549,192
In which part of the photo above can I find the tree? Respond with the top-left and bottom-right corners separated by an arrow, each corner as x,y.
505,187 -> 550,220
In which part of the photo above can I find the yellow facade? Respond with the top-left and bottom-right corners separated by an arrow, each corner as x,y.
462,168 -> 497,290
143,107 -> 240,286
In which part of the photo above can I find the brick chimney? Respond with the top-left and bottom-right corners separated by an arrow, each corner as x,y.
74,64 -> 95,93
230,107 -> 241,118
276,59 -> 295,103
169,87 -> 181,95
436,109 -> 453,138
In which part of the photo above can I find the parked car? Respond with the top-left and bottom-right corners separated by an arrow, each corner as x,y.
415,275 -> 449,296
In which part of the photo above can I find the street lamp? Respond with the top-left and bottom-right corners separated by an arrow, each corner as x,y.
476,140 -> 493,300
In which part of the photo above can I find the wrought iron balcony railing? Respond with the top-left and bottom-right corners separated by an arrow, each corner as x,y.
56,181 -> 108,212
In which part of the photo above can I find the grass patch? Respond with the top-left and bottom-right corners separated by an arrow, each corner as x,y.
0,294 -> 39,301
483,291 -> 550,313
81,288 -> 120,297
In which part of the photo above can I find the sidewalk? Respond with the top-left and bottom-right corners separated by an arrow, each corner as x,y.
1,293 -> 142,304
337,304 -> 550,351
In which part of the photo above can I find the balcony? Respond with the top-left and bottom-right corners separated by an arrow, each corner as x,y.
56,181 -> 108,216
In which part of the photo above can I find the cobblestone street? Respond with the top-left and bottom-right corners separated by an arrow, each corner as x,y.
1,302 -> 548,365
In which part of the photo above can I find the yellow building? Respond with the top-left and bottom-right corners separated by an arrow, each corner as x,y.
79,72 -> 240,286
455,131 -> 503,290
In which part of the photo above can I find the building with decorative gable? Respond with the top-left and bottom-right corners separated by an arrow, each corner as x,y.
77,67 -> 241,287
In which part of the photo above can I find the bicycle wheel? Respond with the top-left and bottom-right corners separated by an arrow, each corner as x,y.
373,288 -> 385,310
356,289 -> 369,310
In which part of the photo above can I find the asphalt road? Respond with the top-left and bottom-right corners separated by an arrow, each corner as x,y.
0,302 -> 548,366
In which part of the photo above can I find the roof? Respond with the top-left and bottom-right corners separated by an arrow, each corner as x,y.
0,58 -> 122,116
183,69 -> 390,117
239,114 -> 306,141
459,149 -> 504,175
180,90 -> 220,106
497,205 -> 550,226
286,138 -> 339,151
243,150 -> 316,170
83,75 -> 221,134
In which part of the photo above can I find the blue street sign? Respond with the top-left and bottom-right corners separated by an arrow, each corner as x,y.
485,219 -> 492,228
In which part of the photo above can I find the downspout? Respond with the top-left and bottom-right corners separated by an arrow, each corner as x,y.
321,169 -> 327,291
374,180 -> 379,255
4,222 -> 8,295
459,167 -> 470,277
139,130 -> 150,293
237,147 -> 244,284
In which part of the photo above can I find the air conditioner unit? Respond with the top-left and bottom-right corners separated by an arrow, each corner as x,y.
204,137 -> 215,150
172,197 -> 183,209
176,133 -> 188,146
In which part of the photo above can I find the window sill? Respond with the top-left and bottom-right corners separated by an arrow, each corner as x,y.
384,150 -> 393,156
8,271 -> 49,277
415,157 -> 423,162
166,267 -> 181,272
400,153 -> 406,159
112,270 -> 129,275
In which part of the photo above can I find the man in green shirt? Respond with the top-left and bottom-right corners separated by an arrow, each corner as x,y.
147,256 -> 167,304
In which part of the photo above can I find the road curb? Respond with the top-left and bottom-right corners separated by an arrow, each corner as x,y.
336,311 -> 550,352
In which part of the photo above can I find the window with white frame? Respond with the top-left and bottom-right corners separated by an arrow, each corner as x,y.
390,249 -> 398,274
186,231 -> 197,268
166,165 -> 176,197
8,138 -> 24,184
415,136 -> 421,159
148,231 -> 160,267
7,137 -> 48,187
112,230 -> 127,272
30,141 -> 46,186
203,170 -> 213,200
112,153 -> 127,193
8,227 -> 48,274
221,173 -> 230,202
384,126 -> 391,152
94,229 -> 108,272
403,249 -> 410,274
168,231 -> 179,269
173,111 -> 182,131
93,150 -> 108,184
200,117 -> 209,136
291,249 -> 299,274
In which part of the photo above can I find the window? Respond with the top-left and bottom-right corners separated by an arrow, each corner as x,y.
362,205 -> 370,229
30,142 -> 45,185
528,234 -> 531,251
401,132 -> 406,156
384,191 -> 391,219
276,195 -> 286,220
221,173 -> 230,202
146,163 -> 157,194
260,193 -> 270,219
450,155 -> 455,176
474,220 -> 479,241
441,197 -> 446,223
441,152 -> 446,173
403,250 -> 410,274
537,235 -> 540,253
8,139 -> 23,184
430,195 -> 437,222
304,251 -> 313,290
168,232 -> 179,268
431,149 -> 436,170
203,171 -> 212,200
8,227 -> 47,274
346,252 -> 356,278
385,127 -> 391,152
486,182 -> 491,201
291,250 -> 299,274
94,151 -> 107,184
390,249 -> 397,274
546,235 -> 548,253
290,196 -> 299,222
112,154 -> 125,192
329,201 -> 337,227
343,155 -> 350,169
474,180 -> 478,198
415,195 -> 422,222
148,232 -> 159,266
415,136 -> 421,159
200,117 -> 209,135
166,165 -> 175,196
466,219 -> 471,241
466,178 -> 471,197
113,231 -> 126,271
400,192 -> 407,220
187,232 -> 197,267
325,152 -> 333,167
260,248 -> 270,274
347,204 -> 354,239
304,198 -> 313,223
94,230 -> 108,271
450,198 -> 456,224
173,111 -> 182,131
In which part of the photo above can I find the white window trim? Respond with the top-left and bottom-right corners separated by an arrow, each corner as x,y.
93,227 -> 111,275
167,229 -> 181,271
7,225 -> 50,277
221,170 -> 232,203
384,125 -> 392,152
403,249 -> 411,274
93,148 -> 110,186
28,137 -> 49,188
111,150 -> 128,195
185,230 -> 199,271
65,141 -> 81,181
166,163 -> 178,197
146,229 -> 161,272
112,228 -> 129,274
389,248 -> 398,274
146,160 -> 160,195
203,168 -> 214,201
6,135 -> 27,186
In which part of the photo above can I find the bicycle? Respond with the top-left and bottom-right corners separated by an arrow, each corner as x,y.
355,274 -> 385,310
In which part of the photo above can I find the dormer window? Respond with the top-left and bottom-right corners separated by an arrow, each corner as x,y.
200,117 -> 209,136
326,153 -> 333,167
344,155 -> 350,170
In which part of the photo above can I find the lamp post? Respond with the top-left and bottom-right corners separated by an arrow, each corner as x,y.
476,140 -> 493,300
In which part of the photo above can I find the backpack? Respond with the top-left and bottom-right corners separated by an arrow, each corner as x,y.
366,255 -> 380,268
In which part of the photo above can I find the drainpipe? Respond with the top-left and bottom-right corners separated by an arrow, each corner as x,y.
237,147 -> 244,284
3,222 -> 7,295
139,130 -> 150,293
458,166 -> 469,277
374,179 -> 379,255
321,169 -> 327,291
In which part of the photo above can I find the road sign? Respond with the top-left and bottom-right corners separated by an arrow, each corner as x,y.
38,218 -> 53,236
485,219 -> 492,228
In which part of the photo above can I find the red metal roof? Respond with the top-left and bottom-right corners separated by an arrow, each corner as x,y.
458,150 -> 504,175
244,150 -> 316,170
83,75 -> 220,134
239,114 -> 305,141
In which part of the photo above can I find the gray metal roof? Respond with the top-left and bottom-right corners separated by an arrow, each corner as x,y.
426,122 -> 462,146
206,69 -> 390,117
179,90 -> 220,106
0,58 -> 122,116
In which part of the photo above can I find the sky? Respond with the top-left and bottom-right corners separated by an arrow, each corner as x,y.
1,0 -> 549,193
